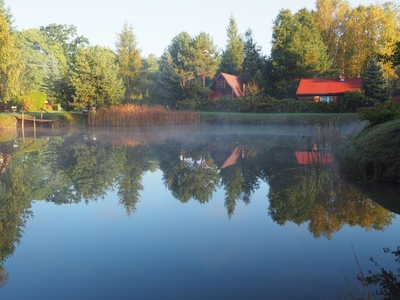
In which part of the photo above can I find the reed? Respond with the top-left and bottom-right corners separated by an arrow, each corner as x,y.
88,104 -> 200,126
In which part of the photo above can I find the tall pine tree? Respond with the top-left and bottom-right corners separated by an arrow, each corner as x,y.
364,59 -> 388,102
115,22 -> 142,101
218,15 -> 244,76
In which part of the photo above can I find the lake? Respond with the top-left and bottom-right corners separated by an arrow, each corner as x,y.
0,122 -> 399,300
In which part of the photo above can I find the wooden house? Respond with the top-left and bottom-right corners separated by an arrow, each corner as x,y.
296,76 -> 362,103
209,72 -> 244,99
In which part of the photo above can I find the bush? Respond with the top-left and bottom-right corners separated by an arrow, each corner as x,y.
20,90 -> 47,111
358,246 -> 400,300
359,100 -> 400,127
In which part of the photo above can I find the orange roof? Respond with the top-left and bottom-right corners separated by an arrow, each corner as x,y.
296,78 -> 362,96
221,147 -> 242,169
213,72 -> 244,97
295,151 -> 334,165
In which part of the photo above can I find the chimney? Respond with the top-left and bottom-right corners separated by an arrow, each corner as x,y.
340,74 -> 345,82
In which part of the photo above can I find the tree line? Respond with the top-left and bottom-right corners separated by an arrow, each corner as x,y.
0,0 -> 400,111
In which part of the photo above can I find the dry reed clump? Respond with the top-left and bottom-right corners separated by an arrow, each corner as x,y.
88,104 -> 200,126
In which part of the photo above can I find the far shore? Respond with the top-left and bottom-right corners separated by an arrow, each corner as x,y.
0,111 -> 362,131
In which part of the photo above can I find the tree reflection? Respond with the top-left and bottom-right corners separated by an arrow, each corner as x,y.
116,145 -> 154,216
158,140 -> 220,203
0,154 -> 35,289
2,127 -> 398,291
267,145 -> 395,239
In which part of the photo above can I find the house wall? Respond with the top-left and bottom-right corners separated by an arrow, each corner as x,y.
298,95 -> 343,103
210,85 -> 234,99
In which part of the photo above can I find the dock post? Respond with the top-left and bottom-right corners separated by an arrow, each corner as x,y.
33,117 -> 36,140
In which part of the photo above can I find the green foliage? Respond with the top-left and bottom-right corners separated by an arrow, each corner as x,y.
270,8 -> 333,98
115,22 -> 143,101
39,24 -> 89,60
177,95 -> 364,113
358,246 -> 400,300
0,13 -> 22,103
183,81 -> 210,100
71,46 -> 125,109
151,52 -> 183,107
343,90 -> 369,112
364,59 -> 388,103
219,15 -> 244,75
241,29 -> 265,85
20,90 -> 46,111
359,100 -> 400,127
190,32 -> 220,86
340,118 -> 400,183
166,31 -> 219,93
14,29 -> 67,96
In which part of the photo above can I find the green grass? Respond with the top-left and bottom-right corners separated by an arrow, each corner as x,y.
339,118 -> 400,183
1,111 -> 361,130
199,112 -> 360,125
0,114 -> 18,130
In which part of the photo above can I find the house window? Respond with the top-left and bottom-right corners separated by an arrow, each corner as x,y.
320,96 -> 333,102
217,80 -> 226,89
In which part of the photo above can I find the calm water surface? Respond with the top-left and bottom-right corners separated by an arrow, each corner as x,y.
0,123 -> 399,300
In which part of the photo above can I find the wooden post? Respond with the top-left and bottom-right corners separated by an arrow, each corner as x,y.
22,111 -> 24,131
33,117 -> 36,140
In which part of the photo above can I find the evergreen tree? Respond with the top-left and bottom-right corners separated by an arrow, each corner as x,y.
152,52 -> 182,107
70,46 -> 124,109
219,15 -> 244,75
167,31 -> 193,89
241,29 -> 265,91
115,22 -> 142,101
364,59 -> 388,102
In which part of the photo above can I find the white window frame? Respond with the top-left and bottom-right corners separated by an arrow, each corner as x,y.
217,80 -> 226,89
320,96 -> 333,102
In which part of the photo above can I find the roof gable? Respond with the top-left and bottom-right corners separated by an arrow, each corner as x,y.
296,78 -> 363,96
212,72 -> 244,97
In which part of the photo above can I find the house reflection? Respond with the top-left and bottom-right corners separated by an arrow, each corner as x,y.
295,150 -> 334,165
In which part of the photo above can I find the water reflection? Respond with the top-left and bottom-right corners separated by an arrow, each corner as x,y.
0,124 -> 398,291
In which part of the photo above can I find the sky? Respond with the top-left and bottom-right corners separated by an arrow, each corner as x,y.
6,0 -> 375,58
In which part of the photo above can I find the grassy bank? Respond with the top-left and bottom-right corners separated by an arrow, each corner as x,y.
0,111 -> 88,128
0,114 -> 17,130
340,118 -> 400,183
0,111 -> 361,129
199,112 -> 360,125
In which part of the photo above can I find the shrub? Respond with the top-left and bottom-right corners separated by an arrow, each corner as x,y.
343,90 -> 369,112
20,90 -> 47,111
358,246 -> 400,300
359,100 -> 400,127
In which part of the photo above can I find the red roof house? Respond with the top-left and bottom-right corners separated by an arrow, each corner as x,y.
296,77 -> 363,103
209,72 -> 244,99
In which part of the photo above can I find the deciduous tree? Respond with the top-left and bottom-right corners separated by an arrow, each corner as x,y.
270,8 -> 332,98
190,32 -> 219,86
0,14 -> 22,103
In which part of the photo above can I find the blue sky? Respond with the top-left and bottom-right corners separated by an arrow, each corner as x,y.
7,0 -> 373,58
